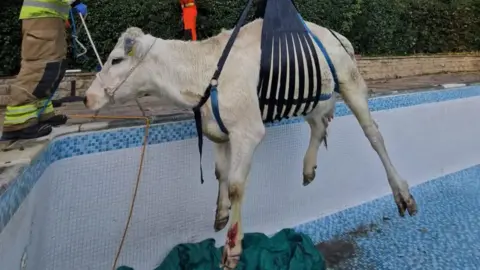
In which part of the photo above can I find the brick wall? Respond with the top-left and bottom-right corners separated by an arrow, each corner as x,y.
1,55 -> 479,106
357,55 -> 480,80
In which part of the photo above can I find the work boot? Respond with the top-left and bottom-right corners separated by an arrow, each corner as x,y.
2,99 -> 56,141
1,123 -> 52,141
40,114 -> 68,127
38,99 -> 68,127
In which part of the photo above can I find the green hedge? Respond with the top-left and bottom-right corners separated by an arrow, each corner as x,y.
1,0 -> 480,76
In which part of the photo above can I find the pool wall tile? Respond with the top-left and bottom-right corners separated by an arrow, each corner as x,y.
1,86 -> 480,233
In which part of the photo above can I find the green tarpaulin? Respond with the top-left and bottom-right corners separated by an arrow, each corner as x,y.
117,228 -> 325,270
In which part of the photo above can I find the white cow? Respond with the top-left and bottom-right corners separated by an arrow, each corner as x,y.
84,18 -> 418,269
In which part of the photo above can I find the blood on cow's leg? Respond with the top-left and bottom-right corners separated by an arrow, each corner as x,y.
214,142 -> 231,232
221,126 -> 265,270
221,186 -> 244,269
302,97 -> 336,186
340,71 -> 418,217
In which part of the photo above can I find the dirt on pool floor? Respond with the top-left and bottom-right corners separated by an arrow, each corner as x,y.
316,238 -> 357,269
315,217 -> 397,269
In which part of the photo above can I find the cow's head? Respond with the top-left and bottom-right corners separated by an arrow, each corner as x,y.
84,27 -> 156,110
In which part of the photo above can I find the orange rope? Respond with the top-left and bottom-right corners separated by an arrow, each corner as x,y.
68,114 -> 150,270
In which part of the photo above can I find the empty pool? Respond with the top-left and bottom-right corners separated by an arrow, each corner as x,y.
1,86 -> 480,270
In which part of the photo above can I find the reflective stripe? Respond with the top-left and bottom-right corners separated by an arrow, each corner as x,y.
5,99 -> 51,116
20,6 -> 67,19
4,111 -> 38,125
23,0 -> 70,15
20,0 -> 70,19
5,104 -> 38,115
4,101 -> 53,125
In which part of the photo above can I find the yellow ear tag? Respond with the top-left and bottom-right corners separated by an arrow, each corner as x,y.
127,46 -> 135,56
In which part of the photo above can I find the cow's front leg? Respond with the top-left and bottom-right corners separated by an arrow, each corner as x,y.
214,142 -> 231,232
221,126 -> 264,270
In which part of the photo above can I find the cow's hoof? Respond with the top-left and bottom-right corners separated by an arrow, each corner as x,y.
222,255 -> 240,270
395,193 -> 418,217
221,245 -> 242,270
214,216 -> 229,232
303,166 -> 317,186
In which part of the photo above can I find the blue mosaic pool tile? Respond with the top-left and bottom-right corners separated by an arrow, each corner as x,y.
293,165 -> 480,269
334,85 -> 480,117
0,149 -> 51,232
1,85 -> 480,234
47,85 -> 480,162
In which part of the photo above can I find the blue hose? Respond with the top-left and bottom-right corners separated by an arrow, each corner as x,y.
70,9 -> 78,59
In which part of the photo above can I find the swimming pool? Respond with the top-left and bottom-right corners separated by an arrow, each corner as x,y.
1,86 -> 480,269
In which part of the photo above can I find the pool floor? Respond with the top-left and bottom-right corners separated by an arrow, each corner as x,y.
296,165 -> 480,270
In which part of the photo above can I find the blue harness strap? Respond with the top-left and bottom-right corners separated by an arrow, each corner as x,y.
210,86 -> 229,134
298,14 -> 340,94
197,0 -> 344,184
209,13 -> 340,132
192,0 -> 254,184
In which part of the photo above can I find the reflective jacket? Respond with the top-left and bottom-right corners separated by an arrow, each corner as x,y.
20,0 -> 75,20
180,0 -> 197,40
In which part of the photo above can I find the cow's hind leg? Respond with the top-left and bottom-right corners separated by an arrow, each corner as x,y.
303,97 -> 335,186
221,125 -> 265,270
214,142 -> 231,232
340,76 -> 418,217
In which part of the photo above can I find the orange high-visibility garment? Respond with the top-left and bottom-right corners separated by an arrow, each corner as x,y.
180,0 -> 197,40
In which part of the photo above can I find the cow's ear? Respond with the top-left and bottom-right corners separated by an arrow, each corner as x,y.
121,27 -> 144,57
124,37 -> 136,56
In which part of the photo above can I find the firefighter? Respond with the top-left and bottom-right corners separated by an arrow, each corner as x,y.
1,0 -> 87,140
180,0 -> 197,40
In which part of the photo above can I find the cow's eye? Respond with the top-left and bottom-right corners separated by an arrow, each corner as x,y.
112,58 -> 124,65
